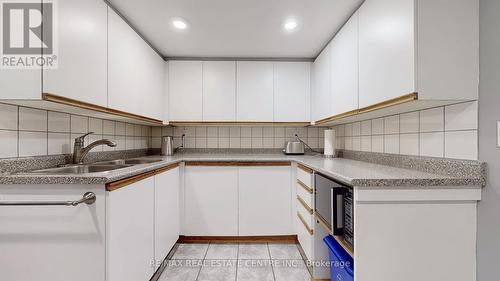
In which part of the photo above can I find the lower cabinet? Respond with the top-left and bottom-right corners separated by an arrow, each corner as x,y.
184,166 -> 239,236
107,177 -> 155,281
154,166 -> 180,268
238,166 -> 293,235
183,163 -> 293,237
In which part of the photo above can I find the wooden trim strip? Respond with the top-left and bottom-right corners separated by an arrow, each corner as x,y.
169,121 -> 310,127
178,235 -> 298,244
297,179 -> 313,194
297,164 -> 314,174
106,171 -> 156,191
315,213 -> 332,233
297,196 -> 313,215
106,163 -> 180,191
358,92 -> 418,114
333,235 -> 354,258
185,161 -> 291,167
315,108 -> 359,125
154,163 -> 180,174
42,93 -> 163,125
297,212 -> 314,235
314,92 -> 418,125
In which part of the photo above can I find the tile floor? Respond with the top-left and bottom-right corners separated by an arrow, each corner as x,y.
158,243 -> 311,281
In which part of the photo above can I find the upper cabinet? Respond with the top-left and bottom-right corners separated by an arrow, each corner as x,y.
202,61 -> 236,121
108,8 -> 165,121
330,12 -> 359,116
236,61 -> 274,122
312,46 -> 331,121
274,62 -> 311,122
168,61 -> 203,121
358,0 -> 415,108
313,0 -> 478,124
43,0 -> 108,107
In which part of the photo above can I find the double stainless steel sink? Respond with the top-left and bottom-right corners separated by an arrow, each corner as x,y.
25,158 -> 164,175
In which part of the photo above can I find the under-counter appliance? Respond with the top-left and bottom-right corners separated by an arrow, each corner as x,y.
315,173 -> 354,248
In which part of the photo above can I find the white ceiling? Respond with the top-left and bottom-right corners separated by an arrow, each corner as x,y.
108,0 -> 363,59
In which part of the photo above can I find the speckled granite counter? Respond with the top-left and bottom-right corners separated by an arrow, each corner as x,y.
0,151 -> 486,188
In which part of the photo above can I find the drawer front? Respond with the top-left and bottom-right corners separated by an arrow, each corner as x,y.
297,197 -> 314,227
296,215 -> 313,262
296,180 -> 313,207
297,165 -> 313,188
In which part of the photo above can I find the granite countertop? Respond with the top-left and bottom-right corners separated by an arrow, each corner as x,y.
0,152 -> 486,188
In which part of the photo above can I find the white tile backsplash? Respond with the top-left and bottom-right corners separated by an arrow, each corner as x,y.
0,130 -> 18,158
19,107 -> 47,132
332,103 -> 478,160
19,131 -> 47,157
71,115 -> 88,134
420,107 -> 444,133
0,104 -> 18,130
419,132 -> 444,157
48,111 -> 70,133
0,105 -> 153,159
445,101 -> 478,131
445,130 -> 478,160
400,112 -> 419,134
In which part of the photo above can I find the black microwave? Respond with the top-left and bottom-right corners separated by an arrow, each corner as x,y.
314,173 -> 354,248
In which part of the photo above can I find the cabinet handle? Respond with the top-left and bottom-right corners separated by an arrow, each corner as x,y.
0,192 -> 96,206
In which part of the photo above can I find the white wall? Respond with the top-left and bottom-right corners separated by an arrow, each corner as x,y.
477,0 -> 500,280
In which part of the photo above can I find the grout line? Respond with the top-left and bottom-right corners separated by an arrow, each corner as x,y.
267,243 -> 277,281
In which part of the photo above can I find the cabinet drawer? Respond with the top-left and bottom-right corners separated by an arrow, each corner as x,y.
297,214 -> 313,262
297,164 -> 313,188
296,180 -> 313,207
297,197 -> 314,227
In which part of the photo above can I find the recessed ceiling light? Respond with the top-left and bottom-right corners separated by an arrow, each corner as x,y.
172,18 -> 188,30
283,19 -> 298,31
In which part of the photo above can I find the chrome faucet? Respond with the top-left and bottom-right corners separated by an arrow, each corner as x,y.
72,132 -> 117,164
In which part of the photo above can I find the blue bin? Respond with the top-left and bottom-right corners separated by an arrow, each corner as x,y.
324,235 -> 354,281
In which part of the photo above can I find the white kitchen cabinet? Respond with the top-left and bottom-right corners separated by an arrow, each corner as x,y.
358,0 -> 415,108
274,62 -> 311,122
107,177 -> 155,281
43,0 -> 107,107
154,166 -> 180,268
0,185 -> 106,281
168,61 -> 203,121
236,61 -> 274,121
312,45 -> 331,121
330,12 -> 359,116
184,166 -> 238,236
238,166 -> 293,236
202,61 -> 236,121
108,8 -> 165,120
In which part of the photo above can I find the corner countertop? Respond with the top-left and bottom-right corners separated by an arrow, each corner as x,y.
0,152 -> 485,188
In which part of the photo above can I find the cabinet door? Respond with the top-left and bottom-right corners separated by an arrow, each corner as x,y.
43,0 -> 107,107
312,46 -> 331,121
168,61 -> 203,121
0,185 -> 105,281
358,0 -> 415,108
203,61 -> 236,121
0,0 -> 41,100
154,167 -> 180,268
330,12 -> 359,116
238,166 -> 293,236
136,41 -> 165,120
108,8 -> 142,116
184,166 -> 238,236
107,177 -> 155,281
236,61 -> 274,121
274,62 -> 311,122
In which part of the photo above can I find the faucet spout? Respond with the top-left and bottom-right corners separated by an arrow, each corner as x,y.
72,133 -> 117,164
